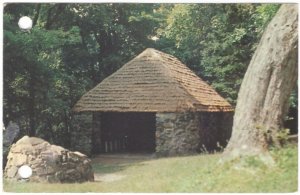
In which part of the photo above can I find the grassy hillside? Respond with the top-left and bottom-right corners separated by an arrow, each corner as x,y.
3,144 -> 298,193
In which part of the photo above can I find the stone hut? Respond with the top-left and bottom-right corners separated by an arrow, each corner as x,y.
73,48 -> 233,156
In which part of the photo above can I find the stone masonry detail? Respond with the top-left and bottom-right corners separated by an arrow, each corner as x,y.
155,112 -> 200,156
155,112 -> 233,156
4,136 -> 94,183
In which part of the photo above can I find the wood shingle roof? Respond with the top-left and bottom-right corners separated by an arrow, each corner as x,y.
73,48 -> 233,112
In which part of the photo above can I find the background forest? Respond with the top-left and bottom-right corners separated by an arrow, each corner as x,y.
3,3 -> 297,150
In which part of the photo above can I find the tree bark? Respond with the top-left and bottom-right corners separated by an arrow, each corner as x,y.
222,4 -> 298,162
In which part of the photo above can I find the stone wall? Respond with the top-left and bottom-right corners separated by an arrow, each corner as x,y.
4,136 -> 94,183
155,112 -> 200,156
91,113 -> 102,154
155,112 -> 233,156
71,111 -> 233,156
71,113 -> 103,155
70,113 -> 93,155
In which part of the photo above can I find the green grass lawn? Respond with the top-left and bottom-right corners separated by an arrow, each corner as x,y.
3,144 -> 298,193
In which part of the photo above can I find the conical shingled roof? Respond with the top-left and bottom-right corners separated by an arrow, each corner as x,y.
73,48 -> 233,112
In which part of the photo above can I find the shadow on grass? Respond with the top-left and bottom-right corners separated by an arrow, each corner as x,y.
92,163 -> 130,174
91,157 -> 150,174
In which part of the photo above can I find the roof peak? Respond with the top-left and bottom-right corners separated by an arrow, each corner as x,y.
73,48 -> 233,112
137,48 -> 161,58
135,48 -> 178,63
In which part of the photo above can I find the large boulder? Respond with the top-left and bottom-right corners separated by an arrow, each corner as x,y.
4,136 -> 94,183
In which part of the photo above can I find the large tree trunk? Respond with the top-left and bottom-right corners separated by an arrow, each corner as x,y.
223,4 -> 298,162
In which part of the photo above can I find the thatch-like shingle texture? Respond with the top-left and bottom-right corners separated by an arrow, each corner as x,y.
73,48 -> 233,112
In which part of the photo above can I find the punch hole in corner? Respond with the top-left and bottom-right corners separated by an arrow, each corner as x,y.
18,165 -> 32,179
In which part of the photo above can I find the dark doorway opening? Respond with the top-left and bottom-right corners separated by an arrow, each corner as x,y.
100,112 -> 156,153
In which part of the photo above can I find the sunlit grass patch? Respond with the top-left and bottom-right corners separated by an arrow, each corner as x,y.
3,144 -> 297,193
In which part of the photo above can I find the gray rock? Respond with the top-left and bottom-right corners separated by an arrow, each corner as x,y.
3,122 -> 20,146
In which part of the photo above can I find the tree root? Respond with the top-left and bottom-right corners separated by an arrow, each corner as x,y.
219,147 -> 275,167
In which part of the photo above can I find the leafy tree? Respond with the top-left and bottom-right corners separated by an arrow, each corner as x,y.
3,3 -> 162,148
158,4 -> 280,104
4,5 -> 84,145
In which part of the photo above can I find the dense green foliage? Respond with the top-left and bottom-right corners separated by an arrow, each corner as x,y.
157,4 -> 280,103
4,3 -> 296,149
3,3 -> 161,147
4,144 -> 298,192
